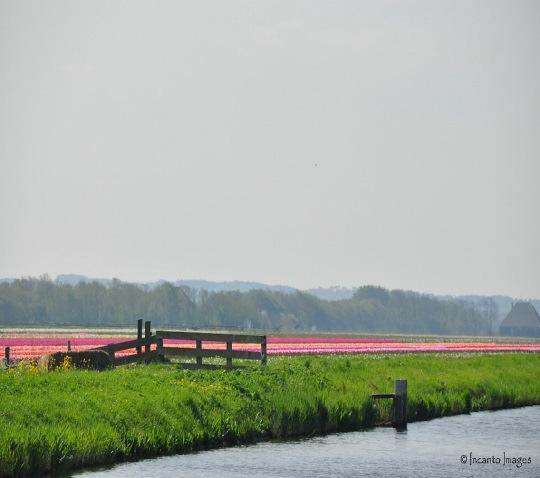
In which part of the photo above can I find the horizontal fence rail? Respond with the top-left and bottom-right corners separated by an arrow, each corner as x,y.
115,350 -> 159,366
156,330 -> 266,344
92,336 -> 157,354
160,347 -> 263,361
88,319 -> 158,366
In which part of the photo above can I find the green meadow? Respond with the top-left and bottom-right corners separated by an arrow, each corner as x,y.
1,353 -> 540,477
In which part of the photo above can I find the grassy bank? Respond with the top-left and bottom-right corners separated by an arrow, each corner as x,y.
1,353 -> 540,477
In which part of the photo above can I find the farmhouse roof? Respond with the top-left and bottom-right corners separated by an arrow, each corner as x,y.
500,302 -> 540,328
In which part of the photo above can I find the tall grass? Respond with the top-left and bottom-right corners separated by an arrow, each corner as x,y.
1,353 -> 539,477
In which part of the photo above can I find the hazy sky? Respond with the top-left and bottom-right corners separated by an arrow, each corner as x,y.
1,1 -> 539,297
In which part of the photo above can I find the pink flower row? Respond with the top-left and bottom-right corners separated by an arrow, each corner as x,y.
0,336 -> 397,347
3,337 -> 540,359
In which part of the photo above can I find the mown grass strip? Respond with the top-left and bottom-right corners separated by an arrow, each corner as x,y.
1,353 -> 539,477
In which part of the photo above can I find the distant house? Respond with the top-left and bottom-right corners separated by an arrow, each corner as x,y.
499,302 -> 540,337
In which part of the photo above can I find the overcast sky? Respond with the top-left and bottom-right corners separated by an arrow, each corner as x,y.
1,1 -> 539,298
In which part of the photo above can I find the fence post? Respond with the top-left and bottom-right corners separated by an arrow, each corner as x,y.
67,340 -> 71,352
226,341 -> 233,369
137,319 -> 143,354
196,340 -> 203,366
144,321 -> 151,363
261,338 -> 267,365
393,379 -> 408,429
4,347 -> 9,367
156,336 -> 164,362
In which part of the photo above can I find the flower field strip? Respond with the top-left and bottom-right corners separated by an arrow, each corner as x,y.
267,336 -> 396,343
263,343 -> 540,354
2,336 -> 540,359
0,338 -> 127,346
0,337 -> 395,346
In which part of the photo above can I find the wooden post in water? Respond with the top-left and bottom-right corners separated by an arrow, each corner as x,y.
392,379 -> 408,429
144,321 -> 151,363
226,341 -> 233,369
136,319 -> 143,354
67,340 -> 71,352
261,338 -> 267,366
196,340 -> 202,366
4,347 -> 9,367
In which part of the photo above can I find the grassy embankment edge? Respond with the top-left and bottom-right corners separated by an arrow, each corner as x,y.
1,353 -> 540,477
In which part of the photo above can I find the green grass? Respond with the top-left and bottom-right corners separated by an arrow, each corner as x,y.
1,353 -> 540,477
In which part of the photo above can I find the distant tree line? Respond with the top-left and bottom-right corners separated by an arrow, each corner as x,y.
0,276 -> 494,335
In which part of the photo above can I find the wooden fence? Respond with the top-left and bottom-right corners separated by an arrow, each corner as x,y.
156,330 -> 267,369
87,319 -> 267,369
0,320 -> 267,370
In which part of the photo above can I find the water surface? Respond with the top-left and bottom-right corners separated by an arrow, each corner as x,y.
72,406 -> 540,478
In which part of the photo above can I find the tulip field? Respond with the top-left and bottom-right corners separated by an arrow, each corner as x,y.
2,329 -> 540,360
